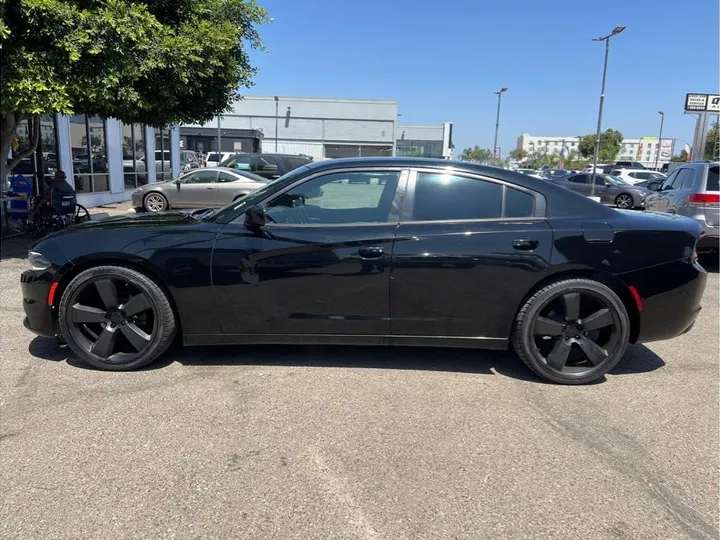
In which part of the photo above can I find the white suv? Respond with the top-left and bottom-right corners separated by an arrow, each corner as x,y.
611,168 -> 666,185
204,152 -> 234,168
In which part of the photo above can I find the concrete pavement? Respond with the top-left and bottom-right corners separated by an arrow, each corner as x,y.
1,241 -> 717,539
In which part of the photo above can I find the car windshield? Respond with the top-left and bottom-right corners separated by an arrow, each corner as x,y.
205,166 -> 311,223
605,175 -> 628,186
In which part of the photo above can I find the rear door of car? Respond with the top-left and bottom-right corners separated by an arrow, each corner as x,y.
668,168 -> 697,216
566,173 -> 591,196
389,168 -> 552,344
254,155 -> 283,179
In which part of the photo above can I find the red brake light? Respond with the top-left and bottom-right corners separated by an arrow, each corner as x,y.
688,193 -> 720,204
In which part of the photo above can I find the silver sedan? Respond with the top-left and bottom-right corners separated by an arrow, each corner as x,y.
132,167 -> 268,212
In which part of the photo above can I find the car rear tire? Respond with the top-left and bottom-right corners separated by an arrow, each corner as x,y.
512,278 -> 630,384
144,192 -> 168,212
615,193 -> 634,209
58,265 -> 177,371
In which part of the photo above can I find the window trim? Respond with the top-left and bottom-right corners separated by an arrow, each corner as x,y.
228,166 -> 411,228
398,167 -> 546,224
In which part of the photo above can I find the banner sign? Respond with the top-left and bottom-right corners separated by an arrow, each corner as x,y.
684,93 -> 720,112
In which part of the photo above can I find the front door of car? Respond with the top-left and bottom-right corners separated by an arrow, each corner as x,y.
172,169 -> 218,208
644,170 -> 679,212
211,168 -> 408,335
254,155 -> 282,179
390,169 -> 553,343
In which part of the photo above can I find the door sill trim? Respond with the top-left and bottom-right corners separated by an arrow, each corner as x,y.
183,333 -> 508,350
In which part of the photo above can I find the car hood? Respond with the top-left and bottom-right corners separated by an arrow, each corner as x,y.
44,210 -> 201,240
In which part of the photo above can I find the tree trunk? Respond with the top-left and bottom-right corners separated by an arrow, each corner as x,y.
0,112 -> 41,186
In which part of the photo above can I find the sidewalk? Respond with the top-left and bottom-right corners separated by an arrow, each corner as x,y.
88,201 -> 136,218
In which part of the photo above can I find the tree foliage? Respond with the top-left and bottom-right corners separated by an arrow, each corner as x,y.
670,150 -> 689,163
459,146 -> 493,163
0,0 -> 269,177
705,121 -> 719,161
508,148 -> 527,162
578,129 -> 624,162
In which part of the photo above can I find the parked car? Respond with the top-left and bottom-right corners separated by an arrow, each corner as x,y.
181,150 -> 202,171
643,161 -> 719,253
610,168 -> 666,185
204,152 -> 235,168
614,161 -> 646,170
551,172 -> 651,209
131,167 -> 267,212
22,158 -> 707,385
219,153 -> 312,179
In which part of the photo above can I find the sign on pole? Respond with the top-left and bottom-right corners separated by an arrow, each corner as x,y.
684,93 -> 720,113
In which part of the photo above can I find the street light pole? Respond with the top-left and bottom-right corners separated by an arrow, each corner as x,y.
493,87 -> 507,162
590,26 -> 625,198
217,115 -> 222,153
274,96 -> 279,152
654,110 -> 665,171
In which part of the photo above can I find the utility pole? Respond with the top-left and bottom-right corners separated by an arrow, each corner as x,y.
590,26 -> 626,198
493,87 -> 507,162
216,115 -> 222,153
274,96 -> 279,152
654,110 -> 664,171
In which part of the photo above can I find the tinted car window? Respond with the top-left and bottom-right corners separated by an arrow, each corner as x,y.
412,173 -> 502,221
284,157 -> 312,171
206,153 -> 222,163
505,187 -> 535,218
218,172 -> 239,183
185,170 -> 217,184
707,166 -> 719,191
223,155 -> 254,171
568,174 -> 588,184
675,169 -> 695,189
661,170 -> 679,190
256,156 -> 280,174
265,171 -> 400,225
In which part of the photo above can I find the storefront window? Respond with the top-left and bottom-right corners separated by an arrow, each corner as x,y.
156,128 -> 172,181
122,123 -> 147,189
7,115 -> 59,185
69,115 -> 109,193
324,144 -> 393,158
396,140 -> 443,158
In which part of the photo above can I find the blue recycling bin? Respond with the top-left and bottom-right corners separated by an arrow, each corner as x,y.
8,174 -> 33,219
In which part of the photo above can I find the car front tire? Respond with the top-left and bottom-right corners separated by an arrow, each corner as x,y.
58,265 -> 177,371
512,278 -> 630,384
615,193 -> 634,209
144,192 -> 169,212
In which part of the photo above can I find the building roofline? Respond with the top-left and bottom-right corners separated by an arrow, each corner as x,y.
238,95 -> 398,105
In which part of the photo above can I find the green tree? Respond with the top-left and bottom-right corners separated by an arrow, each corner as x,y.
0,0 -> 269,180
460,145 -> 493,163
670,150 -> 689,163
578,129 -> 624,162
705,121 -> 719,161
509,148 -> 527,162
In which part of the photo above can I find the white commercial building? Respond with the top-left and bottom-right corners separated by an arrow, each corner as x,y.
180,95 -> 453,161
516,133 -> 674,168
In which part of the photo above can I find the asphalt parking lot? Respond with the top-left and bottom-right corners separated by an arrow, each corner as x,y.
1,232 -> 718,539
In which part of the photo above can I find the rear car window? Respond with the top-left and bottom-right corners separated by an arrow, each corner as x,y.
207,153 -> 221,162
412,173 -> 502,221
284,157 -> 312,170
505,187 -> 535,218
707,166 -> 719,191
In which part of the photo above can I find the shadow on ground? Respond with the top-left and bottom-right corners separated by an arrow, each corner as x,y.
0,235 -> 35,261
700,255 -> 718,274
29,337 -> 666,384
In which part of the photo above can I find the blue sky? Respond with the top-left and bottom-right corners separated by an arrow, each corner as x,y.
245,0 -> 719,156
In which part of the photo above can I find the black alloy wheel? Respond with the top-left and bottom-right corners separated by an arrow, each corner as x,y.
74,204 -> 91,224
59,266 -> 176,370
615,193 -> 634,209
513,279 -> 630,384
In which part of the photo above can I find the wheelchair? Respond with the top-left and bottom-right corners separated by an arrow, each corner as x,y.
29,194 -> 91,237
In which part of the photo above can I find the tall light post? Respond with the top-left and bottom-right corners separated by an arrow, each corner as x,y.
216,115 -> 222,153
493,87 -> 507,162
590,26 -> 626,198
654,110 -> 665,171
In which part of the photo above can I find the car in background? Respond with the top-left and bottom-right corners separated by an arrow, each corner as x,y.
643,161 -> 719,253
614,161 -> 645,170
132,166 -> 267,212
551,172 -> 651,209
610,168 -> 666,185
517,168 -> 544,179
204,152 -> 235,168
219,153 -> 312,180
181,150 -> 202,171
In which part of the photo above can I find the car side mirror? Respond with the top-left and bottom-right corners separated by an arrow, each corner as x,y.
245,205 -> 267,228
647,181 -> 661,191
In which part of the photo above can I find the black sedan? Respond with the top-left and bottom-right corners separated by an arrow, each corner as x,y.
21,158 -> 707,384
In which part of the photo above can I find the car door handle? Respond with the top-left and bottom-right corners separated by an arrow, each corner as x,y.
512,239 -> 539,251
205,187 -> 213,190
358,247 -> 384,259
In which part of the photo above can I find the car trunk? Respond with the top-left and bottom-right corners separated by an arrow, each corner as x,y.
703,165 -> 719,228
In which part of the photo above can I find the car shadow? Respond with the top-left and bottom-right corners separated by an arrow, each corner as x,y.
700,255 -> 718,274
28,337 -> 667,384
0,235 -> 35,261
